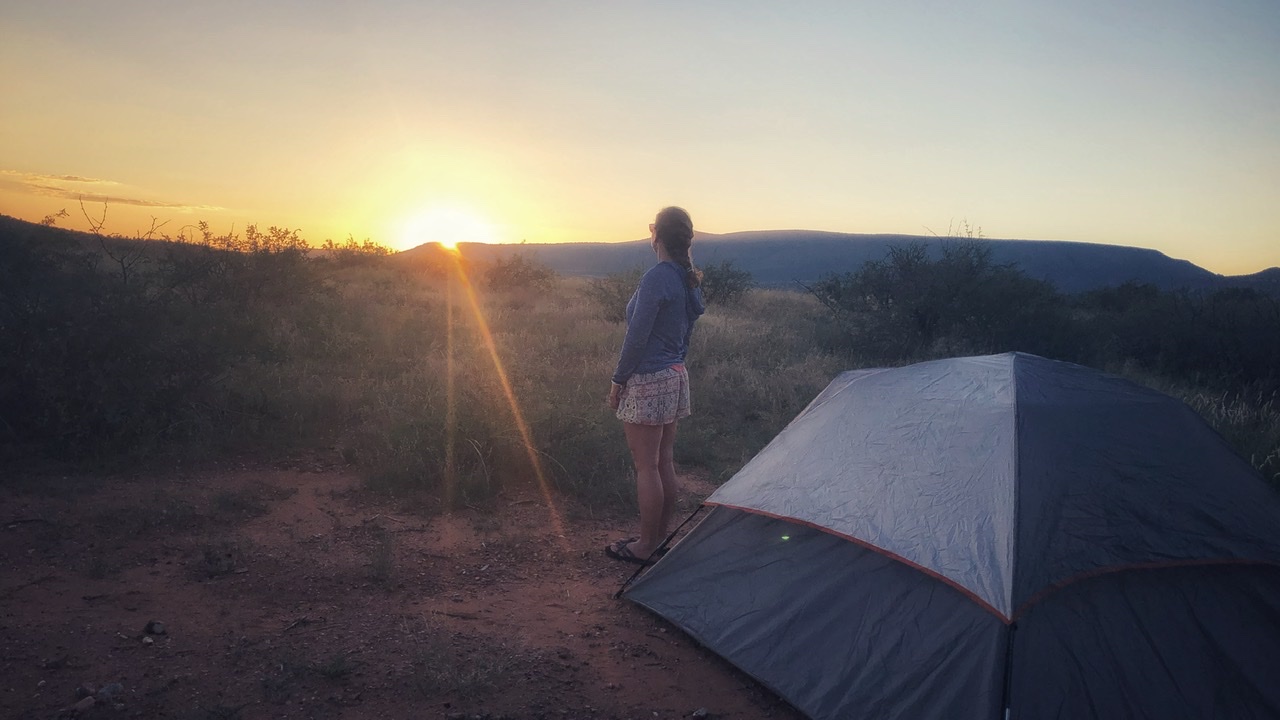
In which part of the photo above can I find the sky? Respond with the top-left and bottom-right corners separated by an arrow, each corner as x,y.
2,1 -> 1278,274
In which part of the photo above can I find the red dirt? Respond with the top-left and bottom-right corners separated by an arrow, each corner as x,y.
1,458 -> 804,720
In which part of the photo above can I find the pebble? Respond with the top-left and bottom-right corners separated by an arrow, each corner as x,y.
145,620 -> 167,635
692,708 -> 710,719
142,636 -> 154,645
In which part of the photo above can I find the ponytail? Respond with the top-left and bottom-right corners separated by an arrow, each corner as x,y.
654,206 -> 702,289
675,250 -> 703,289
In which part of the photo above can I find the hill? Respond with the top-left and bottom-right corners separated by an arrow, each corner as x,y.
2,214 -> 1273,295
425,230 -> 1277,295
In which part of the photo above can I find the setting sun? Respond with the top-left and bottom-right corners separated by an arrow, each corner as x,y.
396,206 -> 499,252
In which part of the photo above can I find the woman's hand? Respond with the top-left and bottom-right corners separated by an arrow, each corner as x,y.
608,382 -> 623,410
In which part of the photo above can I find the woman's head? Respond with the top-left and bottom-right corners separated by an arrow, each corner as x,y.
651,206 -> 702,288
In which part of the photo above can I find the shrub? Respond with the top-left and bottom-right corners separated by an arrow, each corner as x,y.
483,252 -> 557,292
0,217 -> 331,462
320,235 -> 393,266
807,240 -> 1069,362
582,267 -> 644,323
698,260 -> 754,306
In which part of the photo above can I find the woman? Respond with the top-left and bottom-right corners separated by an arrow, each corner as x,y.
605,206 -> 706,565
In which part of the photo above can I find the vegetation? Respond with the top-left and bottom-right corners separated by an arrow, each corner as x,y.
807,239 -> 1280,485
808,241 -> 1069,361
484,251 -> 557,292
699,259 -> 755,306
1,213 -> 1276,506
582,267 -> 644,323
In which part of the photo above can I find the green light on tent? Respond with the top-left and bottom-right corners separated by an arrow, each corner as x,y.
781,535 -> 791,541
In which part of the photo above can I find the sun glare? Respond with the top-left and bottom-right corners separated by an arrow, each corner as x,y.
397,206 -> 499,251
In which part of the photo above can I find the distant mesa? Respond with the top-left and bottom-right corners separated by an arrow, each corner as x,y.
2,213 -> 1273,295
408,229 -> 1278,295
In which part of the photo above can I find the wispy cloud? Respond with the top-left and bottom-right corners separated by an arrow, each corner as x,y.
0,170 -> 224,213
11,172 -> 120,186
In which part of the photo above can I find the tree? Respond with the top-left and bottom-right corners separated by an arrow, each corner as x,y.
583,268 -> 644,323
808,240 -> 1069,361
699,260 -> 753,305
483,253 -> 557,292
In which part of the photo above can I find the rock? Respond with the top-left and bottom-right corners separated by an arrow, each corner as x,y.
70,696 -> 96,713
74,683 -> 96,699
691,709 -> 710,719
142,636 -> 154,645
96,682 -> 123,700
144,620 -> 166,635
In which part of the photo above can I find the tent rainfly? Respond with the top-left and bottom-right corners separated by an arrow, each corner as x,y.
624,352 -> 1280,720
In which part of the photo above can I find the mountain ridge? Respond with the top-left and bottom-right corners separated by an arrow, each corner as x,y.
426,230 -> 1277,295
2,213 -> 1273,295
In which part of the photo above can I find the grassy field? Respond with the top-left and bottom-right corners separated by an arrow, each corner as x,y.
252,262 -> 846,509
3,218 -> 1277,503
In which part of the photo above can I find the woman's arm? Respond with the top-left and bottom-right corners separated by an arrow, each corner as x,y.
610,268 -> 665,385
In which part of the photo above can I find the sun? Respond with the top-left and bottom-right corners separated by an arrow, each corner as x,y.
396,206 -> 499,251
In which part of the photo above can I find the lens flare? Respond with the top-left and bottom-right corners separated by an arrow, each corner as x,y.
445,253 -> 568,548
444,268 -> 457,506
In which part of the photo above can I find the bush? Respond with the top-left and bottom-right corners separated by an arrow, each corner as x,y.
0,218 -> 330,462
484,253 -> 557,292
807,241 -> 1069,362
582,268 -> 644,323
320,235 -> 392,266
698,260 -> 753,306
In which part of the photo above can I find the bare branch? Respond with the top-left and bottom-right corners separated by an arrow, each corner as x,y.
79,196 -> 107,234
142,216 -> 170,240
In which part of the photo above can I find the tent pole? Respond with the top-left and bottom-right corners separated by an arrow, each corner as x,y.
613,503 -> 707,599
1000,621 -> 1017,720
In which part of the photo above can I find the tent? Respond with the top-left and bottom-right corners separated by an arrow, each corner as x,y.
623,352 -> 1280,719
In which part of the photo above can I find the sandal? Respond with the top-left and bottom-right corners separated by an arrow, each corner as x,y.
605,539 -> 653,566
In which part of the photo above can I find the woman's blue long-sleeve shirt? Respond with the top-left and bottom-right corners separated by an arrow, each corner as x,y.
611,261 -> 707,385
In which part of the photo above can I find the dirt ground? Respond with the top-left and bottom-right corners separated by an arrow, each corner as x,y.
0,457 -> 804,720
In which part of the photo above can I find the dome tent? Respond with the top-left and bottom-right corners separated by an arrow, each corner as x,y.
623,353 -> 1280,719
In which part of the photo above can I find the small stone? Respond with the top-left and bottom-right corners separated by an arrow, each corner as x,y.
97,682 -> 123,700
144,620 -> 166,635
74,683 -> 95,698
691,709 -> 710,719
71,696 -> 96,712
142,636 -> 154,645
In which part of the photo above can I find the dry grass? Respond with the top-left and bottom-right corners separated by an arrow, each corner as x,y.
221,263 -> 847,511
7,228 -> 1275,504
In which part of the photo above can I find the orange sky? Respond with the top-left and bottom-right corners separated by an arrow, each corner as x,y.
2,1 -> 1277,274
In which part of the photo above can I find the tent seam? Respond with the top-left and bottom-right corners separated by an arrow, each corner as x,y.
1010,558 -> 1280,621
1010,352 -> 1021,617
702,501 -> 1013,624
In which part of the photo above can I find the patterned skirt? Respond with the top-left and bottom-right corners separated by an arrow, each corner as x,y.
616,364 -> 691,426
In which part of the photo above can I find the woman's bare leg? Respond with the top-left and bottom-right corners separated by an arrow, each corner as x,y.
623,421 -> 666,558
658,421 -> 679,536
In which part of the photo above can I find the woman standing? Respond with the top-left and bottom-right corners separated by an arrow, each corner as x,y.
606,207 -> 706,565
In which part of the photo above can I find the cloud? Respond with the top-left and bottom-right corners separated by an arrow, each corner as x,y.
0,170 -> 118,186
0,169 -> 223,213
